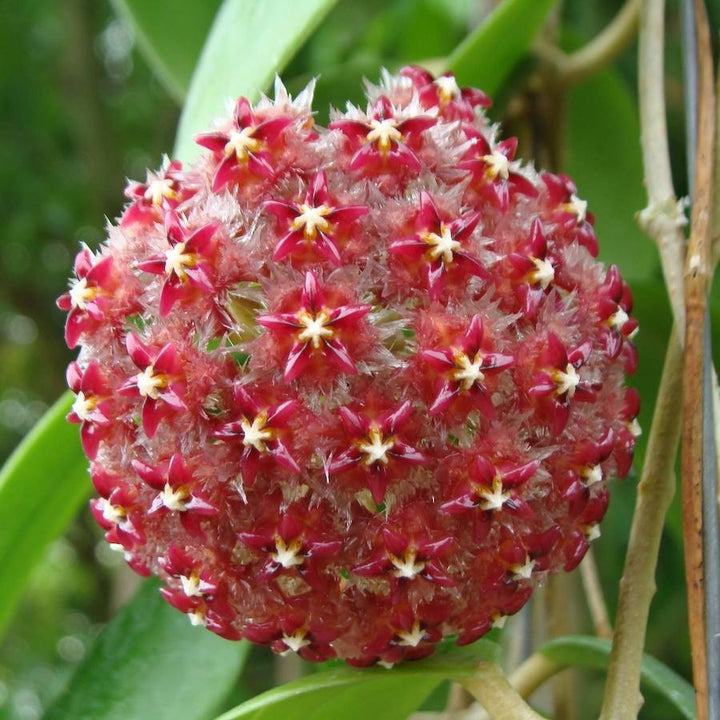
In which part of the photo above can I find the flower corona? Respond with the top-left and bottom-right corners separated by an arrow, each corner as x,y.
59,68 -> 639,665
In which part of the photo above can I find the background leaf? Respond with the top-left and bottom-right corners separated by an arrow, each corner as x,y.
214,641 -> 498,720
174,0 -> 341,162
44,579 -> 250,720
445,0 -> 557,96
539,635 -> 696,720
0,392 -> 89,637
108,0 -> 222,101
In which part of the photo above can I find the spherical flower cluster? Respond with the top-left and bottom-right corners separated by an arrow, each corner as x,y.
59,67 -> 640,665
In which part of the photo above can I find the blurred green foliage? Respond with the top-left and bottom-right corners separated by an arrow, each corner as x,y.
0,1 -> 712,719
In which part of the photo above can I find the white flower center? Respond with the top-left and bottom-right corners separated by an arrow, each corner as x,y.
422,225 -> 461,264
271,537 -> 304,569
164,241 -> 195,279
358,427 -> 395,466
529,256 -> 555,290
72,391 -> 97,422
296,309 -> 334,349
144,177 -> 176,206
584,464 -> 603,486
161,483 -> 189,512
396,621 -> 427,648
180,573 -> 202,597
608,306 -> 630,332
553,363 -> 580,399
628,418 -> 642,438
366,119 -> 402,152
390,549 -> 425,579
224,127 -> 261,161
434,75 -> 460,102
564,193 -> 588,224
135,365 -> 166,400
280,629 -> 311,654
477,476 -> 510,511
585,524 -> 601,541
451,351 -> 486,391
188,608 -> 206,627
240,413 -> 273,453
101,500 -> 126,525
69,277 -> 97,310
291,203 -> 333,240
482,151 -> 510,181
511,557 -> 535,580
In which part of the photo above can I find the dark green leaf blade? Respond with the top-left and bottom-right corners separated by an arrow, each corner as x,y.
214,640 -> 498,720
109,0 -> 222,101
445,0 -> 556,96
174,0 -> 340,162
0,391 -> 90,637
539,635 -> 696,720
44,579 -> 250,720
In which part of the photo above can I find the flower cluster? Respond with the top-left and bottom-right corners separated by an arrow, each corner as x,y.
60,69 -> 639,664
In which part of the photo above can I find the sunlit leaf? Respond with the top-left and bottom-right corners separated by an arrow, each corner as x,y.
174,0 -> 341,162
214,641 -> 499,720
44,579 -> 250,720
539,635 -> 696,720
0,392 -> 89,637
445,0 -> 556,96
109,0 -> 222,102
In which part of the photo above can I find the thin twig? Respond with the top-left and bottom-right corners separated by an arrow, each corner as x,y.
598,327 -> 684,720
509,653 -> 562,700
538,0 -> 641,85
635,0 -> 687,332
579,548 -> 613,640
461,663 -> 545,720
680,2 -> 715,718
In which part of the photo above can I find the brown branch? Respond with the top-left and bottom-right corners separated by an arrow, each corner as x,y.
681,3 -> 715,718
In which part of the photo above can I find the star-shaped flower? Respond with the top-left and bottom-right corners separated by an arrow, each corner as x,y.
328,401 -> 427,503
263,171 -> 368,265
159,545 -> 220,598
121,158 -> 187,227
118,333 -> 188,438
459,126 -> 537,211
614,388 -> 641,478
213,384 -> 299,486
330,95 -> 436,174
56,247 -> 114,348
542,173 -> 598,257
136,212 -> 219,315
66,361 -> 113,459
257,271 -> 371,381
419,315 -> 513,418
389,192 -> 486,301
595,264 -> 638,359
196,97 -> 293,192
528,333 -> 597,435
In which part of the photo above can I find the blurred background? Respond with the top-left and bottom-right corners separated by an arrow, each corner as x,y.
0,0 -> 714,718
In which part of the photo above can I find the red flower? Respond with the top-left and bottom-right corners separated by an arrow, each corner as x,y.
132,453 -> 217,537
542,173 -> 598,257
159,545 -> 220,598
419,315 -> 513,417
389,191 -> 486,300
460,126 -> 537,210
66,361 -> 113,459
595,265 -> 639,359
213,384 -> 299,486
263,171 -> 368,265
121,159 -> 187,227
136,212 -> 219,315
196,97 -> 293,192
330,95 -> 436,174
56,248 -> 114,348
257,271 -> 371,381
328,401 -> 427,504
614,388 -> 641,478
118,334 -> 188,438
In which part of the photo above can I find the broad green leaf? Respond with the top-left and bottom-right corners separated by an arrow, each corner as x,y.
445,0 -> 557,97
174,0 -> 341,162
215,641 -> 499,720
44,579 -> 250,720
539,635 -> 696,720
565,66 -> 659,281
109,0 -> 222,102
0,391 -> 89,637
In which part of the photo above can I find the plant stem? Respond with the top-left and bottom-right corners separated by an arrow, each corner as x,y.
461,662 -> 546,720
579,548 -> 613,639
540,0 -> 641,85
636,0 -> 687,332
509,653 -> 562,699
680,2 -> 715,717
598,327 -> 684,720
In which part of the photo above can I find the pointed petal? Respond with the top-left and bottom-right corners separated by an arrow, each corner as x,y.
324,339 -> 358,375
284,342 -> 311,381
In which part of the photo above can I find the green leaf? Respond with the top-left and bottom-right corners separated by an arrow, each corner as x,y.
565,66 -> 659,281
109,0 -> 222,102
445,0 -> 557,97
174,0 -> 341,162
44,579 -> 250,720
214,641 -> 499,720
539,635 -> 696,720
0,391 -> 89,637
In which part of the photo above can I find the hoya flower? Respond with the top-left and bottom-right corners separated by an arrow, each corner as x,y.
60,69 -> 638,665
